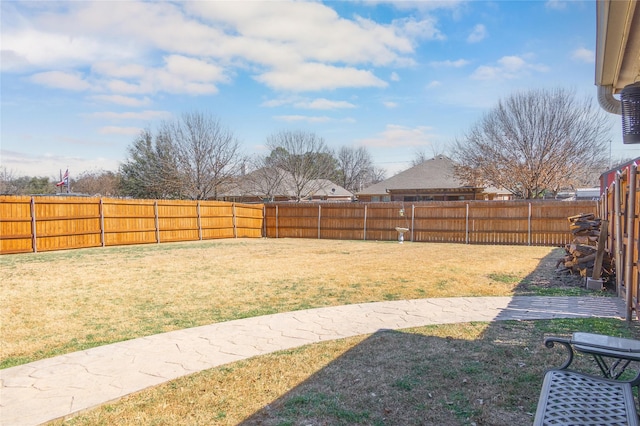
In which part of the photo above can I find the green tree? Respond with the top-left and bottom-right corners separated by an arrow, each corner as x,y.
119,129 -> 183,199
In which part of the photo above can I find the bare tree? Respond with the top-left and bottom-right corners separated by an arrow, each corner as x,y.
242,155 -> 287,202
73,170 -> 121,196
0,166 -> 17,194
336,146 -> 376,192
452,88 -> 610,199
410,149 -> 430,167
265,130 -> 336,201
164,112 -> 246,200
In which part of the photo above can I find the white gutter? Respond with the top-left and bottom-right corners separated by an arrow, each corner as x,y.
597,85 -> 622,115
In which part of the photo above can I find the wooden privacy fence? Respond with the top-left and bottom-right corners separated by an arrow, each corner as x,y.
264,200 -> 598,246
0,196 -> 264,254
600,161 -> 640,321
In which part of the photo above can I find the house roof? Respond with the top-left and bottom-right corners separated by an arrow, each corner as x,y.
310,179 -> 353,198
358,156 -> 473,195
224,168 -> 352,199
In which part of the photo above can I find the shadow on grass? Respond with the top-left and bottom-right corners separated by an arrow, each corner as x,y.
238,249 -> 634,425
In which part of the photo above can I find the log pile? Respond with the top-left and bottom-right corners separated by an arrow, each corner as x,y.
557,213 -> 614,280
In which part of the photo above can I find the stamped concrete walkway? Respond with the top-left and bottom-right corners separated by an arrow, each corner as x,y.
0,296 -> 628,425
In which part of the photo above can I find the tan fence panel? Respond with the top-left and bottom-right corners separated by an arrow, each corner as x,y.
157,200 -> 199,243
234,203 -> 264,238
319,204 -> 365,240
102,198 -> 157,246
265,200 -> 599,246
0,196 -> 34,254
32,196 -> 102,252
0,196 -> 265,254
531,201 -> 598,246
412,203 -> 467,243
601,162 -> 640,320
199,201 -> 235,239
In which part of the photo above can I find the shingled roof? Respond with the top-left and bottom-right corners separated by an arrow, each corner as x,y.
358,156 -> 470,196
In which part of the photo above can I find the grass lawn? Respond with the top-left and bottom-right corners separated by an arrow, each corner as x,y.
48,319 -> 640,426
2,238 -> 634,425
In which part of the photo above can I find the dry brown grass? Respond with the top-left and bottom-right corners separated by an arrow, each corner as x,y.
48,319 -> 640,426
1,239 -> 562,366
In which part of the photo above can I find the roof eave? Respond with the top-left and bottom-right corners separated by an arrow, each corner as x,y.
596,0 -> 640,92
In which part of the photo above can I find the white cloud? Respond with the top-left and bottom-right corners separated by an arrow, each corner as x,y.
92,62 -> 147,79
99,126 -> 143,135
255,63 -> 387,91
572,47 -> 594,63
91,95 -> 151,107
383,101 -> 398,108
294,99 -> 356,109
88,110 -> 172,120
471,55 -> 549,80
0,149 -> 120,177
426,81 -> 442,89
467,24 -> 487,43
1,29 -> 138,72
545,0 -> 567,10
261,96 -> 355,109
390,72 -> 401,82
358,124 -> 436,148
430,59 -> 469,68
4,1 -> 430,96
29,71 -> 92,91
274,115 -> 331,123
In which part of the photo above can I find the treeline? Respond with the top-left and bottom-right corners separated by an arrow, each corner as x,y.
1,112 -> 385,199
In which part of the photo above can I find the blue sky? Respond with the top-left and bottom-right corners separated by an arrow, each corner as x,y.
2,0 -> 639,180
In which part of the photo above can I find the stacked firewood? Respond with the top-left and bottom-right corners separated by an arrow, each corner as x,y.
557,213 -> 614,279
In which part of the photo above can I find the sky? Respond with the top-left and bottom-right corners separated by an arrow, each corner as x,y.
2,0 -> 639,181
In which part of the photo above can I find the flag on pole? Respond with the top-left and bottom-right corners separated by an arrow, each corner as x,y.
56,169 -> 69,187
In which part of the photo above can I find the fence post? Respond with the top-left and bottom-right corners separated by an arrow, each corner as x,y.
318,205 -> 321,239
275,204 -> 279,239
99,198 -> 105,247
528,203 -> 532,246
232,203 -> 238,238
363,204 -> 367,241
615,173 -> 623,298
154,200 -> 160,243
411,204 -> 415,242
30,197 -> 37,253
624,163 -> 637,322
465,203 -> 469,244
197,201 -> 203,241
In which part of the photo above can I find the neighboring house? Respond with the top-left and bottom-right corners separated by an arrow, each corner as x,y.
357,156 -> 502,202
220,167 -> 353,203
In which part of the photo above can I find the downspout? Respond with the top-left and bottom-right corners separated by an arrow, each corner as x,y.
598,85 -> 622,115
